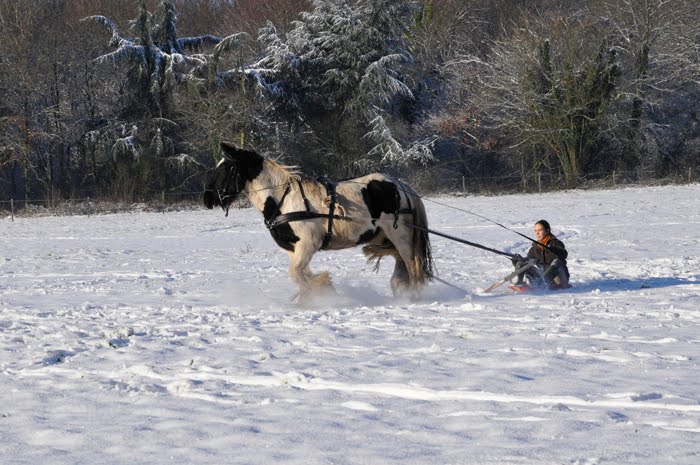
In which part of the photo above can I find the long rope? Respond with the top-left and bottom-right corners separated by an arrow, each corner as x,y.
342,178 -> 546,248
419,196 -> 547,248
407,222 -> 516,259
432,275 -> 469,295
229,176 -> 536,259
420,197 -> 540,244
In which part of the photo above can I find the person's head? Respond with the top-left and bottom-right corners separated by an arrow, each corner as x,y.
534,220 -> 551,242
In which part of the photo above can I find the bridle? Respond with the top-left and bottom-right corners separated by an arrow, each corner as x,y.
216,164 -> 240,217
214,163 -> 290,217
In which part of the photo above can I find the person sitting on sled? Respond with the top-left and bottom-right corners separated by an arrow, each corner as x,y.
512,219 -> 570,289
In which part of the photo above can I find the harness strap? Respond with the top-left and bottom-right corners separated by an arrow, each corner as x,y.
264,182 -> 292,228
297,179 -> 312,212
267,211 -> 347,229
279,182 -> 292,207
320,178 -> 337,250
219,165 -> 238,217
264,178 -> 350,251
394,180 -> 414,229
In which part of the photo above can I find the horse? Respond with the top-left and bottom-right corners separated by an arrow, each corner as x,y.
203,142 -> 434,302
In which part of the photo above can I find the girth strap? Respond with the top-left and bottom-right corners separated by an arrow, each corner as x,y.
319,178 -> 337,250
267,210 -> 346,230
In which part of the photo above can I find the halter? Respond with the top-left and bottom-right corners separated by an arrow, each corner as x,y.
216,165 -> 239,217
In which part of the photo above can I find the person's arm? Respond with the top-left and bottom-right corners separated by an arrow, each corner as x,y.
526,245 -> 539,261
547,238 -> 568,261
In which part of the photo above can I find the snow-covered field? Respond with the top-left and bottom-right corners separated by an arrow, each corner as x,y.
2,184 -> 699,464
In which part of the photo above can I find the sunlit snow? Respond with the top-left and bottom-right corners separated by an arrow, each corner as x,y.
2,184 -> 699,464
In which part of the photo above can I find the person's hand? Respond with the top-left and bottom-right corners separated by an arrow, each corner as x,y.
511,254 -> 523,266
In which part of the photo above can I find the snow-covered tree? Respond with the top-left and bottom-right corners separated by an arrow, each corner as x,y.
471,11 -> 621,187
82,0 -> 221,198
250,0 -> 433,173
83,0 -> 221,118
599,0 -> 700,172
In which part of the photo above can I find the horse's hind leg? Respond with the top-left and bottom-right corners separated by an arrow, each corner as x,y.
390,257 -> 411,297
365,236 -> 420,299
287,245 -> 334,304
392,239 -> 426,299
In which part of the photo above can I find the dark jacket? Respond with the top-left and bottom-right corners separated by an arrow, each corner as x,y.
527,234 -> 568,268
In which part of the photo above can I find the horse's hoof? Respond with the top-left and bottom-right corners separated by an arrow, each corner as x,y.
315,271 -> 333,287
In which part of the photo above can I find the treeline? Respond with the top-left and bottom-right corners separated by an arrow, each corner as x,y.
1,0 -> 698,203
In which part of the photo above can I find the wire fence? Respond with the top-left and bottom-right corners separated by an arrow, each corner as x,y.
409,167 -> 697,195
1,167 -> 697,221
0,190 -> 205,221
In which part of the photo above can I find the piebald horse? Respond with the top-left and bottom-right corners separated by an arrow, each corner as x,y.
203,142 -> 434,302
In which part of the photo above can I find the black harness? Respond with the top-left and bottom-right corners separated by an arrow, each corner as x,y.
217,167 -> 415,251
394,180 -> 413,229
265,178 -> 349,250
218,165 -> 241,217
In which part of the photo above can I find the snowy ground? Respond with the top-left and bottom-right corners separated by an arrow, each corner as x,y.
1,184 -> 699,465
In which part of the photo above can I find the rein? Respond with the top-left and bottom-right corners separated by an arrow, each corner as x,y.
218,173 -> 519,260
420,197 -> 550,250
406,222 -> 516,259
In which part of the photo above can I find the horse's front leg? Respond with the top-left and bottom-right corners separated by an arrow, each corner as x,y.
287,243 -> 334,304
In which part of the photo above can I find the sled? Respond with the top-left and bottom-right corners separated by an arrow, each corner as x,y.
507,282 -> 572,292
484,262 -> 535,293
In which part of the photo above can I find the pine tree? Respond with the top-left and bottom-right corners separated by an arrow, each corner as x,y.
82,0 -> 221,199
251,0 -> 433,173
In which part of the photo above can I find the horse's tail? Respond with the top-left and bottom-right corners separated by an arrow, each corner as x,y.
408,191 -> 435,286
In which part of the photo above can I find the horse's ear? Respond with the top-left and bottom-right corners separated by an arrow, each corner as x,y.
219,142 -> 264,180
220,142 -> 264,164
220,141 -> 239,161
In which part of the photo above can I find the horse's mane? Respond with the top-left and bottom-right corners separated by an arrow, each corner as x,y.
264,157 -> 303,184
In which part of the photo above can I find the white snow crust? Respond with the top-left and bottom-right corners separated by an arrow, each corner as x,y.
1,184 -> 699,464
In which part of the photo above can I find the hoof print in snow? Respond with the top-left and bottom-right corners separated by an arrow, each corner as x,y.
607,411 -> 629,422
42,350 -> 73,365
106,327 -> 135,349
552,403 -> 572,412
631,392 -> 663,402
107,338 -> 130,349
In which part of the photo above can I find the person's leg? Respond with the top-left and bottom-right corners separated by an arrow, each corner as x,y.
525,266 -> 544,287
543,259 -> 568,287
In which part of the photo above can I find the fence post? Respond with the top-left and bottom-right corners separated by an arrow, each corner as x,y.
612,170 -> 616,188
462,176 -> 466,192
537,173 -> 542,194
689,167 -> 693,183
87,196 -> 90,218
10,198 -> 14,222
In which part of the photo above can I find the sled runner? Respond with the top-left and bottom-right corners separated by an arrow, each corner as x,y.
509,282 -> 572,292
484,262 -> 535,293
508,283 -> 531,292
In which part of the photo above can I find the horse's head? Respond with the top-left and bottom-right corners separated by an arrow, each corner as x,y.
203,142 -> 264,211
